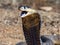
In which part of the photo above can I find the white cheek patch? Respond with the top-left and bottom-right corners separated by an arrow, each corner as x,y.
20,7 -> 24,10
21,12 -> 30,17
21,13 -> 27,17
20,7 -> 28,11
20,11 -> 28,17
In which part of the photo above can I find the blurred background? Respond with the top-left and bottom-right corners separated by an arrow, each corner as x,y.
0,0 -> 60,45
0,0 -> 60,10
0,0 -> 60,11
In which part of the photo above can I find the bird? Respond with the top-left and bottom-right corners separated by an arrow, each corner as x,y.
18,5 -> 41,45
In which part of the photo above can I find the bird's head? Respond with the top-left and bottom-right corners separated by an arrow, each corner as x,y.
18,6 -> 37,17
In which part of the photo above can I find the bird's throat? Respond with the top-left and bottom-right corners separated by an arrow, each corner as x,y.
21,11 -> 28,16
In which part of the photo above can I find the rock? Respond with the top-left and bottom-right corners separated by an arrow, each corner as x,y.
40,7 -> 53,11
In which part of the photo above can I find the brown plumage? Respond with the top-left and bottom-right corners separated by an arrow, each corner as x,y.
19,6 -> 41,45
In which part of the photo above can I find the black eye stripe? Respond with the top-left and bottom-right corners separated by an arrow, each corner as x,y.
24,6 -> 30,9
24,6 -> 25,9
18,5 -> 30,10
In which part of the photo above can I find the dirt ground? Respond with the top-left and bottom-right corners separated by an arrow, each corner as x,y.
0,7 -> 60,45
